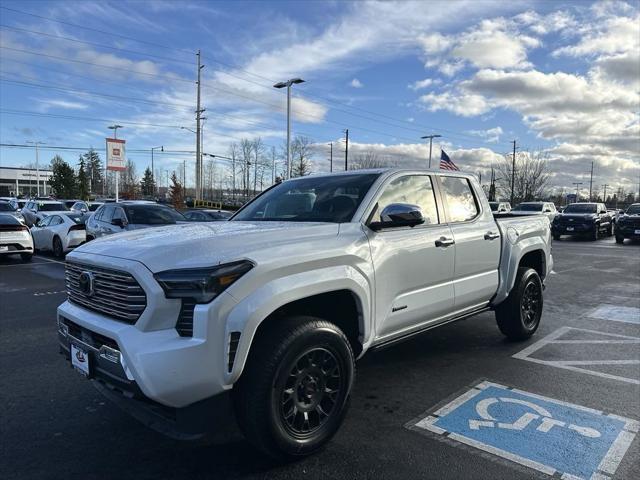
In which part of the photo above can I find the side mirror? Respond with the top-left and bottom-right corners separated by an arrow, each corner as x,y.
111,218 -> 127,228
369,203 -> 425,231
81,208 -> 88,213
544,208 -> 552,213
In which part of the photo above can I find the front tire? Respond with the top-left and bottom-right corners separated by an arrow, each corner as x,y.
53,236 -> 64,259
591,226 -> 599,241
615,235 -> 624,244
234,316 -> 355,460
495,267 -> 543,341
552,233 -> 561,241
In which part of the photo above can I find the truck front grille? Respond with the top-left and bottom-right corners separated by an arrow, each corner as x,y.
65,261 -> 147,324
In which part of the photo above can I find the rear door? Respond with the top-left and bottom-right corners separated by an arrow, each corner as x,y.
46,215 -> 63,247
438,175 -> 500,311
99,205 -> 116,236
31,215 -> 52,249
366,173 -> 455,340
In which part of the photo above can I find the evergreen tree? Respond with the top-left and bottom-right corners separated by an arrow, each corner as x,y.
139,167 -> 156,197
76,155 -> 89,200
49,155 -> 77,198
83,148 -> 104,195
169,172 -> 184,209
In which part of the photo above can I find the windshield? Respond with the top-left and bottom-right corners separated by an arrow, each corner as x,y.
88,203 -> 102,211
514,204 -> 543,212
39,202 -> 68,211
0,202 -> 16,212
564,204 -> 597,213
625,205 -> 640,215
207,211 -> 232,220
232,173 -> 380,223
64,201 -> 77,208
123,205 -> 185,224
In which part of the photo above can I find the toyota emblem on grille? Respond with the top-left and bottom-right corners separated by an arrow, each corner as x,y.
78,271 -> 95,297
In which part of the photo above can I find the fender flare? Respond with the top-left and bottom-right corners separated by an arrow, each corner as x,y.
222,265 -> 371,385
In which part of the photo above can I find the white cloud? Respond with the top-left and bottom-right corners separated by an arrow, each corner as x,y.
350,78 -> 363,88
408,78 -> 441,90
553,14 -> 640,57
418,90 -> 490,116
466,126 -> 503,143
37,99 -> 89,111
515,10 -> 577,35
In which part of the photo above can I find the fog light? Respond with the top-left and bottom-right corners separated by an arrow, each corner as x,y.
99,345 -> 121,364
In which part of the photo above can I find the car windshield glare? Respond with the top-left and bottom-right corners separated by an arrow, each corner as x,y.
626,205 -> 640,215
123,205 -> 185,224
564,204 -> 597,213
515,204 -> 543,211
232,173 -> 380,223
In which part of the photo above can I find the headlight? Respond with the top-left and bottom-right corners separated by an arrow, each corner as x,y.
154,260 -> 253,303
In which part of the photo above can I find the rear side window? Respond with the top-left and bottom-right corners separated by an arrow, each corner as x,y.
440,176 -> 479,223
101,205 -> 115,222
50,216 -> 63,226
374,175 -> 439,225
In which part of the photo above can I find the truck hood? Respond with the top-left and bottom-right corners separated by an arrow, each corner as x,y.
557,213 -> 597,220
69,221 -> 340,272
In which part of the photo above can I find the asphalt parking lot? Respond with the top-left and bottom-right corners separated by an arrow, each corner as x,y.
1,237 -> 639,480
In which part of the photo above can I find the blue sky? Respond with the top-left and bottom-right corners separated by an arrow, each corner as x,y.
0,0 -> 638,197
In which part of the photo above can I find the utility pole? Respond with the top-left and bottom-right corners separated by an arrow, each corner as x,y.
271,146 -> 276,184
510,140 -> 517,206
329,142 -> 333,172
572,182 -> 583,202
344,129 -> 349,171
26,141 -> 44,196
603,183 -> 609,205
151,146 -> 163,196
183,160 -> 186,199
588,161 -> 594,201
195,50 -> 205,200
421,134 -> 442,168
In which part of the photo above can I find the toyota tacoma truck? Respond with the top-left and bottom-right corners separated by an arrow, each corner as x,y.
57,169 -> 552,458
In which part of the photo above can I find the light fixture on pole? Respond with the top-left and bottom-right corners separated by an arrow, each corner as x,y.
151,146 -> 163,195
273,77 -> 305,180
421,134 -> 442,169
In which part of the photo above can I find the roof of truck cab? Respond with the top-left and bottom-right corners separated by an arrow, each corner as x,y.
286,168 -> 472,180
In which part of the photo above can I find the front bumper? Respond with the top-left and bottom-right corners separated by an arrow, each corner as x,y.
552,223 -> 594,235
616,224 -> 640,239
57,315 -> 235,440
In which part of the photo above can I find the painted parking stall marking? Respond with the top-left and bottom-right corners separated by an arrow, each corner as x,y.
407,381 -> 638,480
513,327 -> 640,385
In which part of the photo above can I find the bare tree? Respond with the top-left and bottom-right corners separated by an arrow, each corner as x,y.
121,160 -> 138,199
290,135 -> 313,177
240,139 -> 254,196
349,149 -> 396,170
228,142 -> 239,200
496,149 -> 551,203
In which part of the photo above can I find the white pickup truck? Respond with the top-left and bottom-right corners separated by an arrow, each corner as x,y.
57,169 -> 552,458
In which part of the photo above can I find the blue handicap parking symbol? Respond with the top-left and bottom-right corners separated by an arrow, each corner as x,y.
409,382 -> 638,479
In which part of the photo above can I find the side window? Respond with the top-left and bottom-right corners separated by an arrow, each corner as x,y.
50,216 -> 63,226
39,216 -> 52,227
440,176 -> 480,223
113,207 -> 126,221
94,206 -> 104,221
101,205 -> 115,222
374,175 -> 439,225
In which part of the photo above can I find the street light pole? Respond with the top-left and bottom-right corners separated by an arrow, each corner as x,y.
329,142 -> 333,172
26,141 -> 45,196
421,134 -> 442,169
151,146 -> 163,196
274,78 -> 305,179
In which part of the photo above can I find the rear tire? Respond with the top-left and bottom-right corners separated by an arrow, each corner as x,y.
607,224 -> 613,236
53,236 -> 64,259
20,253 -> 32,262
615,235 -> 624,244
234,316 -> 355,460
552,233 -> 560,241
495,267 -> 543,341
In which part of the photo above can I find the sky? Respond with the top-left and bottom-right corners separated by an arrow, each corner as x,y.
0,0 -> 638,198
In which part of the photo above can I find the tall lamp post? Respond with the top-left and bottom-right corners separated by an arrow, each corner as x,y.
421,134 -> 441,169
151,146 -> 163,196
26,140 -> 45,196
273,78 -> 305,180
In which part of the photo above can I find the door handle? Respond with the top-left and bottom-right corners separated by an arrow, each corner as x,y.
435,237 -> 455,247
484,231 -> 500,240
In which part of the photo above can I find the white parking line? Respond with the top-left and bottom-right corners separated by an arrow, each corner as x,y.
513,327 -> 640,385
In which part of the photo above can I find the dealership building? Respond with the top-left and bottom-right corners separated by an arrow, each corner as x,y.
0,166 -> 53,197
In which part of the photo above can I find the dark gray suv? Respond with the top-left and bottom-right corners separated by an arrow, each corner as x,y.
85,202 -> 187,240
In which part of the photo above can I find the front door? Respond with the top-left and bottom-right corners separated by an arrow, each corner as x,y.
366,174 -> 455,341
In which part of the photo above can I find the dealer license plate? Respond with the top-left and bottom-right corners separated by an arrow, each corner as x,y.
566,226 -> 574,231
71,344 -> 90,377
0,245 -> 8,251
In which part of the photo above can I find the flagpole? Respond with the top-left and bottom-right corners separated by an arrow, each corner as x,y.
421,134 -> 442,168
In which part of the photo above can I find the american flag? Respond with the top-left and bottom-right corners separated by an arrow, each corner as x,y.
439,149 -> 459,171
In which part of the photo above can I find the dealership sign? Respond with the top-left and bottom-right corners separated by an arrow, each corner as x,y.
106,138 -> 126,171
